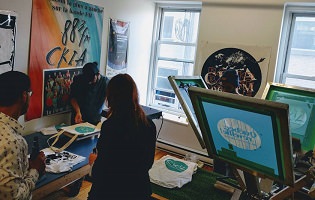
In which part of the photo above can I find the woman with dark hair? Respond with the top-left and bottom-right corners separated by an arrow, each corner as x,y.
88,74 -> 157,200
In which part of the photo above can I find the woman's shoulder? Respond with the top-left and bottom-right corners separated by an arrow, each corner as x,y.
146,117 -> 156,127
142,118 -> 156,137
100,116 -> 125,129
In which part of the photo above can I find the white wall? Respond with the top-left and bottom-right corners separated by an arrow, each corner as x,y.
0,0 -> 155,134
103,0 -> 155,104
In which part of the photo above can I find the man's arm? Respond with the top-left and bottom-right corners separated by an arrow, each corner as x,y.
0,165 -> 39,200
71,98 -> 83,124
70,76 -> 83,124
0,135 -> 39,199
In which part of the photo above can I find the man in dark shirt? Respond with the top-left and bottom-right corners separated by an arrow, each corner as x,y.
220,69 -> 240,94
70,62 -> 109,125
214,69 -> 240,176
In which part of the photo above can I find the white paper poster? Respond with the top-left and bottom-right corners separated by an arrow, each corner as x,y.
0,10 -> 17,74
106,18 -> 130,78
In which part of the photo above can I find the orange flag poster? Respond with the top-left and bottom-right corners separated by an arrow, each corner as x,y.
27,0 -> 104,120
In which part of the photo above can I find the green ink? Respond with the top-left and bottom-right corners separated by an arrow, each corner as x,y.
165,159 -> 188,173
75,126 -> 95,133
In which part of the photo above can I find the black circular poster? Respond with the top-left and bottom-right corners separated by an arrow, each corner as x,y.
201,48 -> 265,97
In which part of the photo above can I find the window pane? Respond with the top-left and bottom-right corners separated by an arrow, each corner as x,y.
155,94 -> 175,104
159,43 -> 196,61
162,16 -> 173,38
157,60 -> 194,76
155,90 -> 175,98
287,53 -> 315,76
149,6 -> 200,112
157,76 -> 172,90
161,10 -> 199,43
291,17 -> 315,50
285,77 -> 315,89
157,66 -> 178,77
154,90 -> 176,107
287,16 -> 315,77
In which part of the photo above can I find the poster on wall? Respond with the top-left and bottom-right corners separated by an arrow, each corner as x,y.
43,67 -> 82,116
196,42 -> 271,98
106,18 -> 130,78
0,10 -> 17,74
27,0 -> 104,121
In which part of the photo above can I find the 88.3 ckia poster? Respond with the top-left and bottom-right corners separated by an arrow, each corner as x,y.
27,0 -> 104,120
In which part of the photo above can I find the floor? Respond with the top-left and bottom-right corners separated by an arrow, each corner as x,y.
43,181 -> 91,200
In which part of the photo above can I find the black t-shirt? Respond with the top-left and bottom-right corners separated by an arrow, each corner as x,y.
70,75 -> 108,125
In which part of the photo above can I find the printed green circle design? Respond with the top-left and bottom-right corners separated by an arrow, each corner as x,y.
165,159 -> 188,172
75,126 -> 95,133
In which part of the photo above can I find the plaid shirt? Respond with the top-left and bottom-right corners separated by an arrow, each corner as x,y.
0,112 -> 38,200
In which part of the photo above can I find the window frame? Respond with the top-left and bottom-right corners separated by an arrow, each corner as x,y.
274,3 -> 315,86
147,3 -> 201,116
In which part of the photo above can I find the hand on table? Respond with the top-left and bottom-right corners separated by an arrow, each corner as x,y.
29,151 -> 46,177
89,148 -> 98,165
74,112 -> 83,124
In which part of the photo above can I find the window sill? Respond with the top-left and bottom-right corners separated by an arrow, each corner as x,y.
162,112 -> 189,126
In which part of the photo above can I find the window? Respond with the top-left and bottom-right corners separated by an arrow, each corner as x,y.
148,4 -> 201,115
275,3 -> 315,89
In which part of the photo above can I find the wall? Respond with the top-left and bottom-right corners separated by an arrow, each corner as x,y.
0,0 -> 155,134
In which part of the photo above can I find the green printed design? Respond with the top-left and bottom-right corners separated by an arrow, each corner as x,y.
165,159 -> 188,172
75,126 -> 95,133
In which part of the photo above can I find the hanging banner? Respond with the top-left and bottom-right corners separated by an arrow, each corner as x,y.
0,10 -> 17,73
106,18 -> 129,78
27,0 -> 104,121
